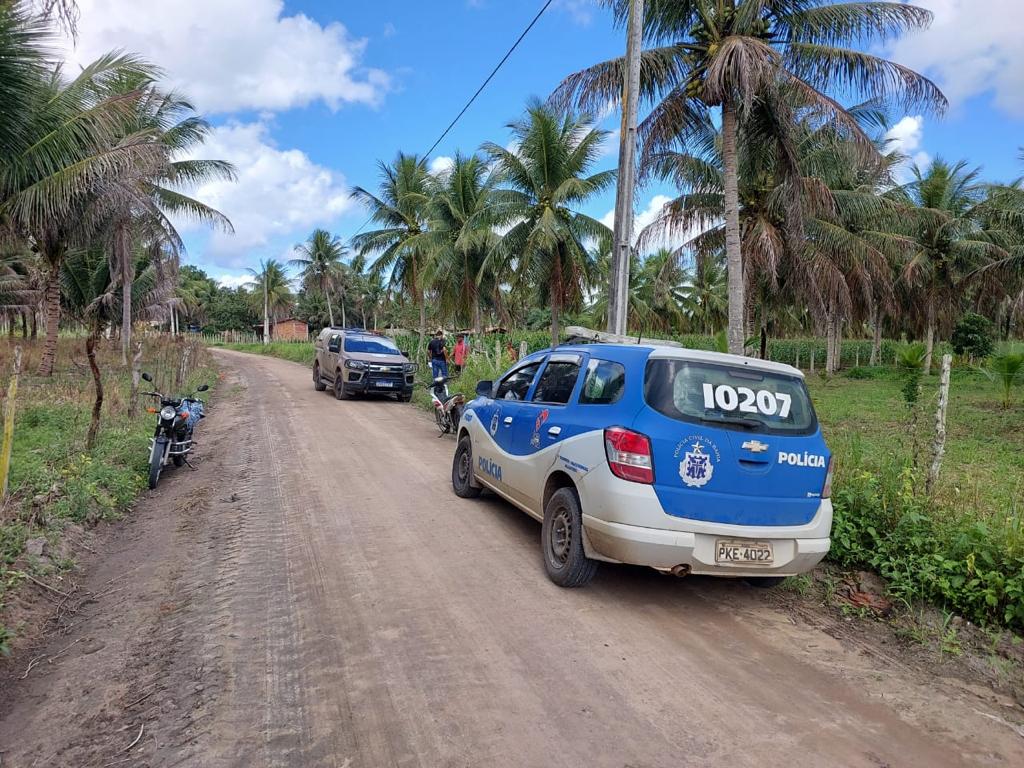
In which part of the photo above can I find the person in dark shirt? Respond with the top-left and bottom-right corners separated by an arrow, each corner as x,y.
427,329 -> 449,379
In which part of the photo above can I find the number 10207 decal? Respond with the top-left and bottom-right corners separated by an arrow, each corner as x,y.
702,383 -> 792,418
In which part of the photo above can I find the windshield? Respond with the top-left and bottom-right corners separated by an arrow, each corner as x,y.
644,359 -> 817,435
344,336 -> 400,355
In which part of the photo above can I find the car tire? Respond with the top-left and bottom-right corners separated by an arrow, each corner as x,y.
313,362 -> 327,391
452,436 -> 481,499
542,487 -> 598,588
333,374 -> 350,400
745,576 -> 786,588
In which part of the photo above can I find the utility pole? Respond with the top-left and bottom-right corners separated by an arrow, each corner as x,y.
262,266 -> 270,345
607,0 -> 644,335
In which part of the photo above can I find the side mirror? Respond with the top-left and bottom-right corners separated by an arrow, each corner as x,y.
142,372 -> 153,382
197,384 -> 209,392
475,379 -> 494,398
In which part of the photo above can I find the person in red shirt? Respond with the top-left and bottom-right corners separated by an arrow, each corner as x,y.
453,334 -> 468,373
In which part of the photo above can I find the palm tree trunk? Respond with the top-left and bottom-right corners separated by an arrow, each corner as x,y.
30,310 -> 37,340
472,293 -> 482,336
20,311 -> 27,339
85,325 -> 103,450
262,278 -> 269,344
37,261 -> 62,377
325,285 -> 335,327
825,311 -> 837,375
870,302 -> 882,366
550,247 -> 563,348
340,298 -> 346,328
116,221 -> 133,366
923,294 -> 935,374
721,100 -> 745,356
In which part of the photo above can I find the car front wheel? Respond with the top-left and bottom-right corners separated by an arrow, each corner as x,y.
333,375 -> 350,400
542,487 -> 598,588
452,436 -> 481,498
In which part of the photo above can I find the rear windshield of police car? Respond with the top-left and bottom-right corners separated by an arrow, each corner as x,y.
643,359 -> 817,435
344,336 -> 400,354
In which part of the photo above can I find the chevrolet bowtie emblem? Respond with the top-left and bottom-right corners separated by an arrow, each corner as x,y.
741,440 -> 769,453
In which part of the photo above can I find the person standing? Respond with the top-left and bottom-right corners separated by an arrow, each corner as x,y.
427,328 -> 449,379
452,333 -> 468,374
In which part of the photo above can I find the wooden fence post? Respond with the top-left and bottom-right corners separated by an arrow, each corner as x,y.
519,340 -> 527,360
1,347 -> 22,502
809,350 -> 815,373
795,350 -> 799,369
927,354 -> 953,494
855,348 -> 860,367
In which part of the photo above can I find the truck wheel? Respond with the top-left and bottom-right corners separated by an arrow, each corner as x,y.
746,576 -> 786,588
542,487 -> 598,588
452,436 -> 481,498
313,362 -> 326,391
333,374 -> 350,400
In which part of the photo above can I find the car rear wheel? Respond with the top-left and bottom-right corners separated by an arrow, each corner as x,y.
313,362 -> 326,391
542,487 -> 598,588
452,436 -> 481,498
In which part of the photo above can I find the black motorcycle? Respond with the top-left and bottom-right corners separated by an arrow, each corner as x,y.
141,372 -> 209,489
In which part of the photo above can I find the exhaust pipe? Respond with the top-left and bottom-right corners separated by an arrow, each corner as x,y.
670,564 -> 691,578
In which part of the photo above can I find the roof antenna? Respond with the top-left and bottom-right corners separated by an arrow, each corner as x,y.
637,329 -> 642,345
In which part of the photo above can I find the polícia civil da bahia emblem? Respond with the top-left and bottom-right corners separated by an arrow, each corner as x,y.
680,442 -> 715,488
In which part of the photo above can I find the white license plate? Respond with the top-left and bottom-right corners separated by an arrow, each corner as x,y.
375,380 -> 394,388
715,539 -> 774,564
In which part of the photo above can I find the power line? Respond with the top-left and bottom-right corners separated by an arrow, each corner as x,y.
349,0 -> 555,239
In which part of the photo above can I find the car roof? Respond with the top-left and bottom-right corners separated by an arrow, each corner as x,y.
526,342 -> 804,378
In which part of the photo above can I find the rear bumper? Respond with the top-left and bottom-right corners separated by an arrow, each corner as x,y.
581,513 -> 831,577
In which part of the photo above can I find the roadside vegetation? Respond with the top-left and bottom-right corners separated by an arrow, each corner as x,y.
0,4 -> 229,656
0,336 -> 216,655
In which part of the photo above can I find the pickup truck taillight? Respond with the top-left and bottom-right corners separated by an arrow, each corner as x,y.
822,455 -> 834,499
604,427 -> 654,484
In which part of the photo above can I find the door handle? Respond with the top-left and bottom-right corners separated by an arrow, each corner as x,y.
547,426 -> 562,437
503,416 -> 513,426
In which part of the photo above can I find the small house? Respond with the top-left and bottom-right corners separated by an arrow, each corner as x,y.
254,318 -> 309,342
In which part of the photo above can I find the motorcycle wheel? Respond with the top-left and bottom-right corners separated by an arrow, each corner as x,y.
434,408 -> 447,434
148,442 -> 164,489
449,404 -> 463,430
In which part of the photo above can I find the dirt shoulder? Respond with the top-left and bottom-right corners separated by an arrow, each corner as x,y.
0,349 -> 1021,767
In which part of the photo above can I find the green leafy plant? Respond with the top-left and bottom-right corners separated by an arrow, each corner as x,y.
980,353 -> 1024,409
951,313 -> 995,360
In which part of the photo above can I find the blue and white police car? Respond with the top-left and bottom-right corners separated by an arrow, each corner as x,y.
450,342 -> 833,587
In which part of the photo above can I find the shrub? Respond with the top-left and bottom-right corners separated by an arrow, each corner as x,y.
980,353 -> 1024,409
951,313 -> 995,359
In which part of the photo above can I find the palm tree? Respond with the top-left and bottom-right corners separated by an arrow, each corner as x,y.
1,45 -> 168,375
425,153 -> 500,333
891,159 -> 1009,372
483,102 -> 614,346
679,254 -> 728,335
246,258 -> 293,342
350,153 -> 432,345
92,80 -> 234,364
291,229 -> 348,327
554,0 -> 946,355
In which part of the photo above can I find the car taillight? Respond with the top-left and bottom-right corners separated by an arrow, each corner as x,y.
822,455 -> 834,499
604,427 -> 654,484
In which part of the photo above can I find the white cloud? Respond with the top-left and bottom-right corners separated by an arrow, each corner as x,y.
174,120 -> 354,265
61,0 -> 389,114
556,0 -> 598,25
214,273 -> 255,289
429,156 -> 454,176
886,0 -> 1024,116
597,128 -> 620,159
884,115 -> 931,182
600,194 -> 676,246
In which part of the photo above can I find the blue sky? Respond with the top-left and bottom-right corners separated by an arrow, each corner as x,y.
61,0 -> 1024,287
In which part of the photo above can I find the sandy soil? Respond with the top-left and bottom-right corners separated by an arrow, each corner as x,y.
0,348 -> 1022,768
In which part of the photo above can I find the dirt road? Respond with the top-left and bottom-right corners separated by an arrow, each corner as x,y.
1,349 -> 1022,767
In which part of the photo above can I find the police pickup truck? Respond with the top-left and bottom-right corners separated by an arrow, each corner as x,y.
451,340 -> 832,588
